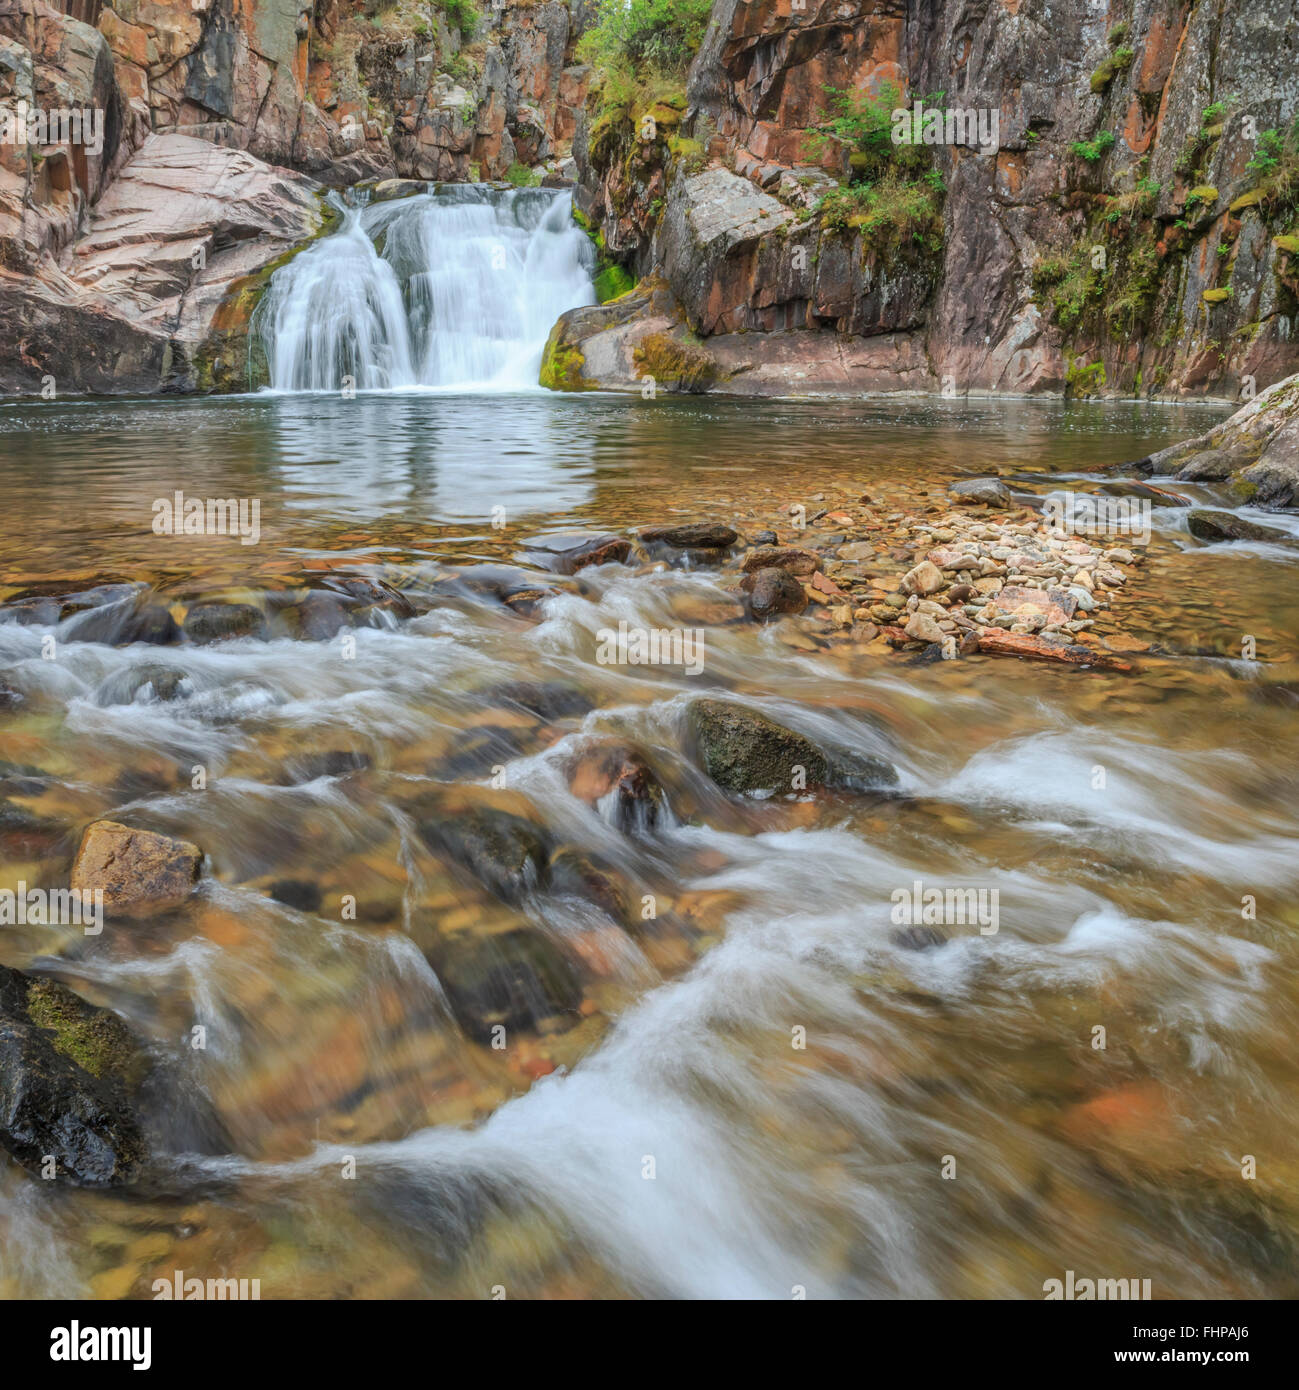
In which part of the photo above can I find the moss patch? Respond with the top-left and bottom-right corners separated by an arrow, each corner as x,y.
1090,47 -> 1134,94
632,331 -> 719,392
593,264 -> 636,303
539,327 -> 593,391
25,978 -> 143,1084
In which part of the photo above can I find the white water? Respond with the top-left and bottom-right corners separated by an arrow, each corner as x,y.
254,186 -> 596,393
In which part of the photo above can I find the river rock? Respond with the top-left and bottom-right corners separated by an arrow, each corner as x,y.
745,566 -> 807,620
95,664 -> 191,706
183,602 -> 267,643
901,560 -> 944,596
741,546 -> 820,576
521,532 -> 631,575
0,966 -> 147,1187
567,740 -> 666,834
480,681 -> 594,720
991,584 -> 1077,626
416,791 -> 551,904
1185,510 -> 1290,543
950,479 -> 1014,508
427,928 -> 583,1043
904,612 -> 946,644
688,699 -> 827,794
639,522 -> 738,549
70,820 -> 202,918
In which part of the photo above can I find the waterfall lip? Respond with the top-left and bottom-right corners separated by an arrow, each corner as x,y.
255,185 -> 596,395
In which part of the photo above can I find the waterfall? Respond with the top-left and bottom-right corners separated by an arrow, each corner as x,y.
253,185 -> 597,393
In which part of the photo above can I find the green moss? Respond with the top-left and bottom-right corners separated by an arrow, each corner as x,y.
1202,287 -> 1232,303
504,161 -> 541,187
1229,188 -> 1266,213
1187,184 -> 1219,206
1090,48 -> 1134,95
25,979 -> 141,1083
1274,235 -> 1299,254
1065,359 -> 1107,397
539,328 -> 592,391
1070,131 -> 1117,162
593,264 -> 636,303
632,331 -> 718,391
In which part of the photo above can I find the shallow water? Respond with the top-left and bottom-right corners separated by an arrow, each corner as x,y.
2,391 -> 1298,1300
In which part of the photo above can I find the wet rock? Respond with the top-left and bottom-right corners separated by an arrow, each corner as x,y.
688,699 -> 827,794
0,763 -> 51,798
837,541 -> 875,563
268,880 -> 322,913
0,680 -> 24,711
439,565 -> 561,617
183,602 -> 267,644
293,591 -> 354,640
975,629 -> 1132,671
1185,510 -> 1290,543
480,681 -> 594,720
520,532 -> 632,576
950,479 -> 1014,508
549,848 -> 627,923
1174,450 -> 1237,482
744,566 -> 807,620
991,584 -> 1077,626
70,820 -> 202,919
0,802 -> 69,858
567,741 -> 666,834
67,600 -> 180,646
417,796 -> 550,904
0,966 -> 147,1187
639,522 -> 738,549
428,928 -> 583,1043
741,546 -> 820,576
892,925 -> 946,951
95,664 -> 191,706
751,530 -> 778,545
433,727 -> 530,780
328,577 -> 416,620
280,750 -> 372,783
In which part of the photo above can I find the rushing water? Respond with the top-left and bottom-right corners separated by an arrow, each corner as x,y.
1,389 -> 1298,1300
254,186 -> 595,392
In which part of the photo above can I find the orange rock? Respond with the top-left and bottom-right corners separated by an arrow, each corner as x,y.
976,629 -> 1132,671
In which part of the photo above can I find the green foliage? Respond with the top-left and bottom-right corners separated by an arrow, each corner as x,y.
817,166 -> 945,257
805,81 -> 935,181
1245,117 -> 1299,218
433,0 -> 478,40
504,162 -> 541,187
576,0 -> 713,77
668,134 -> 707,174
1065,359 -> 1106,396
1090,48 -> 1134,95
1106,22 -> 1130,47
1070,131 -> 1117,162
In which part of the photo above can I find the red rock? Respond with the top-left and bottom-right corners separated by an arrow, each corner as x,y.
975,629 -> 1132,670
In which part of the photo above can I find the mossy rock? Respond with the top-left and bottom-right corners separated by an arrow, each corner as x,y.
1274,235 -> 1299,255
1090,47 -> 1134,94
538,324 -> 593,391
687,699 -> 827,795
632,331 -> 719,393
1188,184 -> 1219,205
1202,287 -> 1232,303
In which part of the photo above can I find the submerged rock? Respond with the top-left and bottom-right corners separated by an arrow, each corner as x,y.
95,664 -> 191,706
428,929 -> 583,1043
688,699 -> 827,794
520,532 -> 632,576
0,967 -> 147,1186
183,602 -> 267,643
1185,509 -> 1290,543
741,546 -> 820,576
480,681 -> 594,720
417,792 -> 551,904
70,821 -> 202,919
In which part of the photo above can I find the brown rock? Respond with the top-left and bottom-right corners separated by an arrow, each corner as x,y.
975,630 -> 1132,671
741,546 -> 821,576
746,566 -> 807,619
991,584 -> 1077,626
70,821 -> 202,918
901,560 -> 944,596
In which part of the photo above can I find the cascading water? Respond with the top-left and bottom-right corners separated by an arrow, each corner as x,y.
254,185 -> 597,392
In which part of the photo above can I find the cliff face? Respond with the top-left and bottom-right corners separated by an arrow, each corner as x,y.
568,0 -> 1299,400
2,0 -> 1298,397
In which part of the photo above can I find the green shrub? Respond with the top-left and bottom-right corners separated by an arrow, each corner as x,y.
433,0 -> 478,40
505,162 -> 541,187
576,0 -> 713,77
1070,131 -> 1117,162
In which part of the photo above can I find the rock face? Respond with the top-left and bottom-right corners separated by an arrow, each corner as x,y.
0,965 -> 147,1186
0,127 -> 325,393
70,819 -> 202,917
564,0 -> 1299,399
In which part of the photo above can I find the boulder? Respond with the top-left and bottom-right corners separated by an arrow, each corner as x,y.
744,565 -> 807,619
1186,509 -> 1290,543
639,522 -> 738,549
519,532 -> 631,575
0,966 -> 146,1186
70,820 -> 202,918
428,928 -> 582,1043
688,699 -> 827,794
741,546 -> 821,576
416,790 -> 550,904
950,479 -> 1014,508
